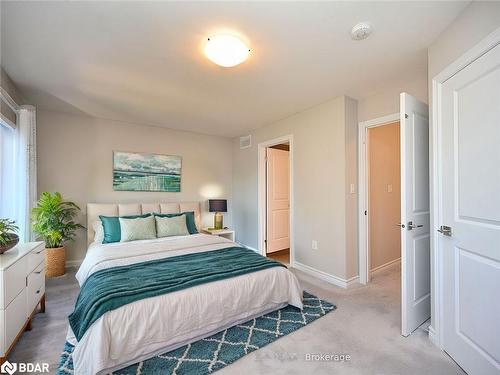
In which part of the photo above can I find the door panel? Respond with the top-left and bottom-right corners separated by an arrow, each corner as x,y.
441,43 -> 500,375
266,148 -> 290,253
400,93 -> 431,336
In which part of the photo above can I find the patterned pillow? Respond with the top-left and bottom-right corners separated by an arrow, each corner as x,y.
119,215 -> 157,242
92,221 -> 104,243
155,214 -> 190,238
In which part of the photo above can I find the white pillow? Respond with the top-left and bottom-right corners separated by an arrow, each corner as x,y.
92,220 -> 104,243
119,215 -> 156,242
155,215 -> 189,238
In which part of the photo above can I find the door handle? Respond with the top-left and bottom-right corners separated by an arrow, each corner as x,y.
407,221 -> 423,230
437,225 -> 452,236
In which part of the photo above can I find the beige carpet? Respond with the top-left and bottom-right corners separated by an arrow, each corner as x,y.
10,263 -> 464,374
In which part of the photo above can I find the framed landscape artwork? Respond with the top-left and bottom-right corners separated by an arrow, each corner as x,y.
113,151 -> 182,192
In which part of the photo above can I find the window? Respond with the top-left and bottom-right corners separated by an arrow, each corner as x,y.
0,104 -> 37,242
0,120 -> 18,229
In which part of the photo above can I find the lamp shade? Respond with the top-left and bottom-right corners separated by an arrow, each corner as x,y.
208,199 -> 227,212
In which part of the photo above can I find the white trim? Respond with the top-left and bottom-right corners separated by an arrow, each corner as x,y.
370,257 -> 401,274
430,26 -> 500,350
0,86 -> 20,113
357,113 -> 400,284
0,87 -> 19,130
257,134 -> 294,266
238,242 -> 259,253
0,112 -> 16,129
292,261 -> 358,288
428,325 -> 439,347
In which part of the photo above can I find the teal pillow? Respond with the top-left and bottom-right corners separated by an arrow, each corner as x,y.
99,213 -> 152,244
154,211 -> 198,234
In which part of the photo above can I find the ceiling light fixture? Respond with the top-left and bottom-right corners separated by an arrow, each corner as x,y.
351,22 -> 372,41
204,34 -> 250,67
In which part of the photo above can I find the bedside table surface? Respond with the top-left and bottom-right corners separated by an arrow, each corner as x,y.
202,228 -> 234,235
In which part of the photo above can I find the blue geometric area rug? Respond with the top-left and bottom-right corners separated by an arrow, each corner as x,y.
57,291 -> 335,375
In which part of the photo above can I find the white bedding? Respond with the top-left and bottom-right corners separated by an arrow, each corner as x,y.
69,234 -> 303,375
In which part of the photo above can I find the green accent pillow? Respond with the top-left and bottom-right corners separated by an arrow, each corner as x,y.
99,213 -> 152,244
119,215 -> 157,242
155,215 -> 190,238
154,211 -> 198,234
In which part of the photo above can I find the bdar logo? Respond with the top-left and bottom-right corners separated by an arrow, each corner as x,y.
0,361 -> 17,375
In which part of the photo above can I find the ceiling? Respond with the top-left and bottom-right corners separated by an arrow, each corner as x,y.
1,1 -> 468,137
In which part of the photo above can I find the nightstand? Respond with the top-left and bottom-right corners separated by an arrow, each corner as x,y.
202,228 -> 235,242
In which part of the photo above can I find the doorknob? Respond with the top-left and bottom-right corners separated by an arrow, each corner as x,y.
407,221 -> 423,230
437,225 -> 452,236
396,223 -> 405,229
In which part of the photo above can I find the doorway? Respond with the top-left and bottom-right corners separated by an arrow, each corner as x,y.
258,135 -> 294,266
367,122 -> 401,277
359,93 -> 431,337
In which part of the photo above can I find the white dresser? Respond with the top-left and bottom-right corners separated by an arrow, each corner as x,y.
0,242 -> 45,364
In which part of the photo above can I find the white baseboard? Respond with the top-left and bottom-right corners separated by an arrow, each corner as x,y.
292,261 -> 358,288
428,325 -> 442,349
238,243 -> 259,253
370,257 -> 401,273
66,259 -> 83,268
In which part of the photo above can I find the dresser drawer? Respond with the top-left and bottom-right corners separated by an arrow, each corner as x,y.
27,262 -> 45,315
5,288 -> 27,351
0,308 -> 4,355
27,245 -> 45,274
0,256 -> 27,309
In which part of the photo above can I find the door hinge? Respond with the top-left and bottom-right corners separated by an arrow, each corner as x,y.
364,210 -> 367,216
405,113 -> 409,119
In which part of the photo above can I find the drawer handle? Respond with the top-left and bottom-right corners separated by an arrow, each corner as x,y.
35,249 -> 44,254
35,271 -> 43,274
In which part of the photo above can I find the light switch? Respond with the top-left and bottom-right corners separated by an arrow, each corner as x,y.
312,240 -> 318,250
350,183 -> 356,194
387,184 -> 393,193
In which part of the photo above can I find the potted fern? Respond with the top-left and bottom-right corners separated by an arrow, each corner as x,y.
0,219 -> 19,254
32,192 -> 84,277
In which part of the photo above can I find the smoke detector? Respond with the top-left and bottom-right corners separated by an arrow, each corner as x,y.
351,22 -> 372,41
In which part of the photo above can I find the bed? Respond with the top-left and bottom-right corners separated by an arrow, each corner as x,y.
67,202 -> 303,375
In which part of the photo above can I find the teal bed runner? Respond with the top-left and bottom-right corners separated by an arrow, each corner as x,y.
69,246 -> 285,341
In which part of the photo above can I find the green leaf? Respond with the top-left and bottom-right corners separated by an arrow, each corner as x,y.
31,192 -> 84,248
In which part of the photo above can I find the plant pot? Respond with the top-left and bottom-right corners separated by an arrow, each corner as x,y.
45,246 -> 66,278
0,234 -> 19,254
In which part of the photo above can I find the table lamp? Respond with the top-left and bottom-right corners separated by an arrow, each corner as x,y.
208,199 -> 227,230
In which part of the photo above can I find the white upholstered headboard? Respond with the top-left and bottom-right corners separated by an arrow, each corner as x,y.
86,202 -> 202,246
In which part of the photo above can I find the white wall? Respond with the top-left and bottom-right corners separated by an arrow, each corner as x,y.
427,1 -> 500,333
37,110 -> 233,263
358,72 -> 428,122
232,96 -> 358,281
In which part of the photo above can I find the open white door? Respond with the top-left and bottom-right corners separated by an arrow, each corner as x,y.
266,147 -> 290,253
439,42 -> 500,375
400,93 -> 431,336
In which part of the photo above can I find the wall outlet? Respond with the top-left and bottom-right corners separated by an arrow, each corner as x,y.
311,240 -> 318,250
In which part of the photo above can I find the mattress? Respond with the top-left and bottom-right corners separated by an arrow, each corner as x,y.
68,233 -> 303,375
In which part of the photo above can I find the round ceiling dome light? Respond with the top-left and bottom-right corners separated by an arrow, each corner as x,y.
204,34 -> 250,67
351,22 -> 372,41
